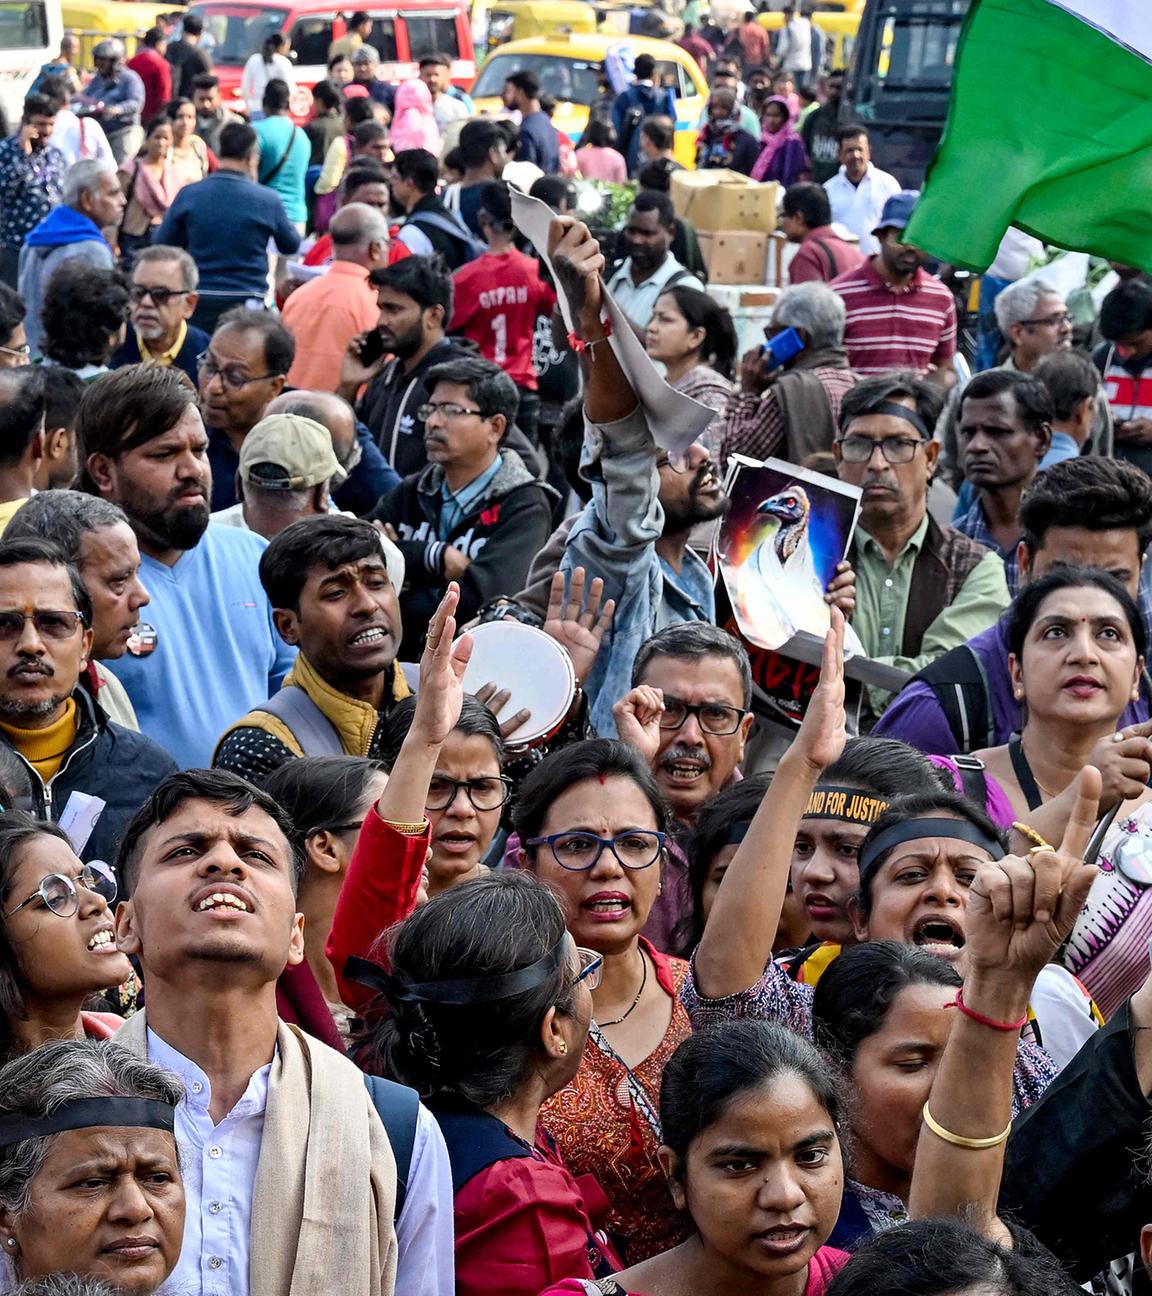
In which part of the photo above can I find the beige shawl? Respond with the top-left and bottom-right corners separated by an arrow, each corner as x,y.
116,1013 -> 398,1296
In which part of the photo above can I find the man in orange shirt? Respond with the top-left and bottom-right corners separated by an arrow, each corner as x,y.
738,12 -> 771,75
282,203 -> 388,391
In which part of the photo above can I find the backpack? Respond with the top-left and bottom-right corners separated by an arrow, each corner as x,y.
408,208 -> 486,262
363,1074 -> 420,1221
916,644 -> 994,754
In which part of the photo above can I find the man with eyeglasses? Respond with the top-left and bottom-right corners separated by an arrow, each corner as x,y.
17,159 -> 124,359
0,284 -> 29,370
198,310 -> 293,511
371,355 -> 554,659
0,535 -> 175,861
831,373 -> 1009,719
112,244 -> 208,381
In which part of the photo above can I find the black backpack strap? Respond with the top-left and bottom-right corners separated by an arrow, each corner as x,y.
362,1074 -> 420,1222
432,1106 -> 533,1193
916,645 -> 993,753
949,753 -> 989,808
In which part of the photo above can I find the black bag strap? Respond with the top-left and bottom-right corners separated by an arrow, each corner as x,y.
261,124 -> 299,185
817,234 -> 840,279
949,753 -> 989,808
362,1074 -> 420,1222
432,1106 -> 533,1192
1008,732 -> 1045,811
916,645 -> 993,753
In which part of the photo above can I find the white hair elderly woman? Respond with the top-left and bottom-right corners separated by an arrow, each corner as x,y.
0,1040 -> 184,1295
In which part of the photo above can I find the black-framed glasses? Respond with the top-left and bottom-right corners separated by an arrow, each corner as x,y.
130,285 -> 190,306
4,860 -> 117,919
658,696 -> 748,736
196,351 -> 277,391
0,609 -> 87,641
417,401 -> 484,421
527,829 -> 667,872
1020,311 -> 1071,329
426,774 -> 513,812
836,435 -> 926,465
574,946 -> 602,989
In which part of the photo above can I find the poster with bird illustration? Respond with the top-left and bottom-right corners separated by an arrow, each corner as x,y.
717,456 -> 861,652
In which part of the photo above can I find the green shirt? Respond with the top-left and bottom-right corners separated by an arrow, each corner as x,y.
854,513 -> 1010,710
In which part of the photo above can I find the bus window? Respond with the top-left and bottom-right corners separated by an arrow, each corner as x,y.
0,0 -> 49,49
289,15 -> 333,64
193,6 -> 292,64
366,16 -> 399,61
858,0 -> 965,97
403,13 -> 459,60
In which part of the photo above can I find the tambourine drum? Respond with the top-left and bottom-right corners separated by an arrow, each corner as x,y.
460,622 -> 576,749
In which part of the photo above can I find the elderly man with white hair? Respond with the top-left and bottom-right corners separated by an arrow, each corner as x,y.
17,158 -> 124,356
721,280 -> 858,467
936,276 -> 1113,490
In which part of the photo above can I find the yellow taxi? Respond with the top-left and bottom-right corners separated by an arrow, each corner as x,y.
756,9 -> 860,71
65,0 -> 185,64
471,34 -> 709,169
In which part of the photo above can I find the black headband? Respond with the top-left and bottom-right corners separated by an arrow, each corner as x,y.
842,400 -> 931,440
346,936 -> 569,1006
858,817 -> 1005,887
0,1098 -> 177,1149
804,784 -> 890,826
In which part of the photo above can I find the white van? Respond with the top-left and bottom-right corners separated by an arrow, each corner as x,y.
0,0 -> 64,131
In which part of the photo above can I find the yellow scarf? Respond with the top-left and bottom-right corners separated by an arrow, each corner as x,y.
0,697 -> 78,781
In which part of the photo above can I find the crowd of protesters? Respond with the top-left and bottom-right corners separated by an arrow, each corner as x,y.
0,8 -> 1150,1296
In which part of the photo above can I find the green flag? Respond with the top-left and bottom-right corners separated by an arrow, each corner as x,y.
905,0 -> 1152,272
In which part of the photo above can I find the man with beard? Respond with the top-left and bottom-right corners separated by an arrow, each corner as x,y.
832,190 -> 957,383
339,255 -> 542,479
76,363 -> 294,768
0,535 -> 175,860
199,310 -> 293,511
214,515 -> 410,779
605,191 -> 703,331
549,214 -> 728,735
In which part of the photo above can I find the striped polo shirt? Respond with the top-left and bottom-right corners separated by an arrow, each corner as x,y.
832,258 -> 958,376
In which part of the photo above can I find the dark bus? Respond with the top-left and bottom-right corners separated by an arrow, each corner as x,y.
843,0 -> 969,187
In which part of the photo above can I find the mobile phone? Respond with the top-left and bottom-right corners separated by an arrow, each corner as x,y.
358,328 -> 387,367
761,327 -> 806,372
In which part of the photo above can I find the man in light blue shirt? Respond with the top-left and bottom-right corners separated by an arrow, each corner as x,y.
75,363 -> 296,768
1034,348 -> 1100,468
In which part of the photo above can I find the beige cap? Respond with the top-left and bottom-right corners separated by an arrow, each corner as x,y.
239,414 -> 348,491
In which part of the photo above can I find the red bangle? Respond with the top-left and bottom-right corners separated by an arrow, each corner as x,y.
568,315 -> 613,354
947,991 -> 1027,1033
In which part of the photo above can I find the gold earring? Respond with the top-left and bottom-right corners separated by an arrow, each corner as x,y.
557,1039 -> 568,1055
1014,687 -> 1023,700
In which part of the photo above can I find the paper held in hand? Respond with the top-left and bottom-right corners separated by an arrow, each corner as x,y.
509,188 -> 714,453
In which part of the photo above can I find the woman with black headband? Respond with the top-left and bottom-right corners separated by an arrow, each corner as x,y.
367,870 -> 618,1296
688,611 -> 1080,1100
0,812 -> 131,1063
0,1038 -> 184,1294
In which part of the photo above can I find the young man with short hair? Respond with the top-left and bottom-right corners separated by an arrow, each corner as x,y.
34,364 -> 84,491
0,367 -> 46,534
418,51 -> 472,132
371,356 -> 554,657
191,73 -> 243,154
112,243 -> 208,381
875,455 -> 1152,753
0,535 -> 175,859
166,12 -> 211,99
1096,277 -> 1152,476
502,69 -> 560,174
1034,349 -> 1101,465
446,119 -> 510,236
216,514 -> 408,778
614,54 -> 677,175
77,363 -> 295,768
800,67 -> 845,183
0,91 -> 66,287
126,26 -> 172,121
389,148 -> 478,271
605,191 -> 704,330
329,9 -> 375,61
822,125 -> 900,257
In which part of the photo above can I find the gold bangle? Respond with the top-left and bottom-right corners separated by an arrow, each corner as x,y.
921,1102 -> 1011,1150
1011,821 -> 1054,853
383,818 -> 429,837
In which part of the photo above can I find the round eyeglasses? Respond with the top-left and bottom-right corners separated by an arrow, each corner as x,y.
426,775 -> 514,812
527,830 -> 667,872
3,860 -> 118,920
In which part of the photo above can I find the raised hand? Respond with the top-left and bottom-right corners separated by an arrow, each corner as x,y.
543,568 -> 615,685
965,765 -> 1100,983
790,606 -> 846,774
613,685 -> 665,766
473,680 -> 531,741
412,584 -> 472,748
1088,719 -> 1152,810
547,216 -> 605,332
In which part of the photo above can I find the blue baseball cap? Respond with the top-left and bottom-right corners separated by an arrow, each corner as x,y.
872,189 -> 921,238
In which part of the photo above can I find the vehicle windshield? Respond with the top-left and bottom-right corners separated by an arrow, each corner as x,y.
472,53 -> 603,104
188,4 -> 291,65
0,0 -> 49,51
852,0 -> 967,118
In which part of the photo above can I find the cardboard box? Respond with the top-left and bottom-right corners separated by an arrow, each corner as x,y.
670,169 -> 780,234
698,231 -> 768,286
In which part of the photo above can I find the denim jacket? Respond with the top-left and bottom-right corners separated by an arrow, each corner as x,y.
562,406 -> 715,736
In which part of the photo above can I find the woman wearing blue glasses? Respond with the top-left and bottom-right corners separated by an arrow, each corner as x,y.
0,811 -> 128,1062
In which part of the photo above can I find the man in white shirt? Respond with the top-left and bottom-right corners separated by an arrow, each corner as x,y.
823,126 -> 901,257
113,769 -> 455,1296
606,191 -> 704,330
777,4 -> 813,85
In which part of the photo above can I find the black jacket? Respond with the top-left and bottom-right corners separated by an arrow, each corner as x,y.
402,194 -> 479,272
4,685 -> 178,867
372,449 -> 556,658
358,336 -> 545,480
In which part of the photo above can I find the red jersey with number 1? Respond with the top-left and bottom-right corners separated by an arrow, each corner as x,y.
449,248 -> 557,390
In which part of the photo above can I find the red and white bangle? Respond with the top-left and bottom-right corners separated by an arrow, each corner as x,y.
568,314 -> 613,354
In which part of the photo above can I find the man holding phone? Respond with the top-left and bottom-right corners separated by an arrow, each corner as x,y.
722,280 -> 857,465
